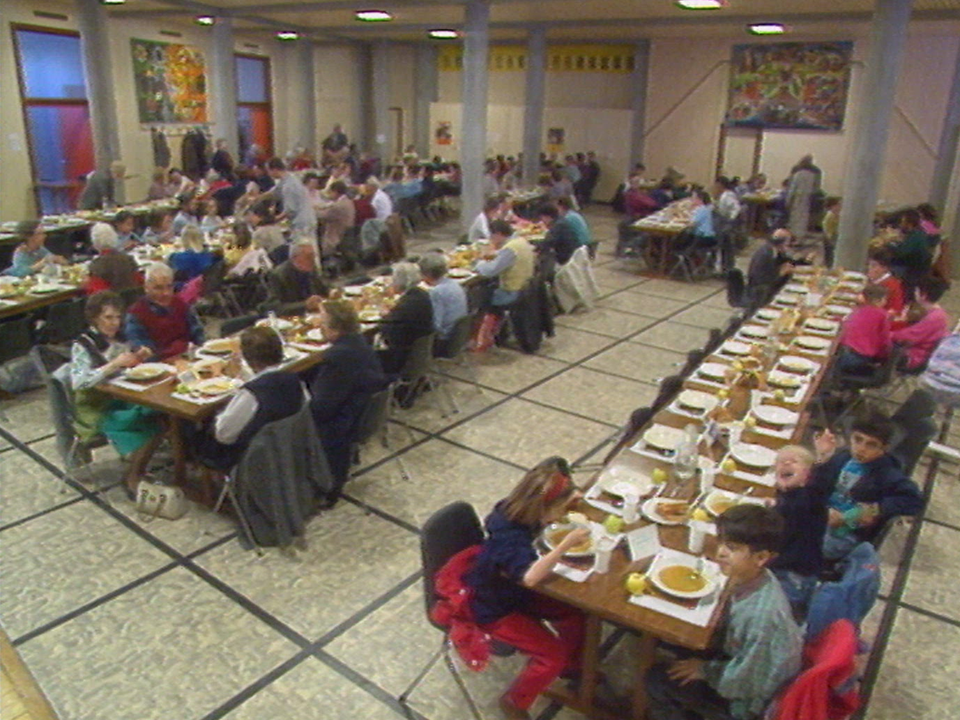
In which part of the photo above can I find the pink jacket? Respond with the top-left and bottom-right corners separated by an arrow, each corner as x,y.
840,305 -> 890,360
891,306 -> 949,369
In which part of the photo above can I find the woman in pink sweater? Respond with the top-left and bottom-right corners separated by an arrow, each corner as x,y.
837,284 -> 891,375
891,275 -> 951,370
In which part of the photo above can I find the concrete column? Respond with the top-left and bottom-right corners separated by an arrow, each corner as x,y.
836,0 -> 913,270
356,43 -> 375,153
930,42 -> 960,214
414,44 -> 439,159
295,41 -> 317,155
208,18 -> 239,157
372,41 -> 392,162
629,39 -> 651,172
521,26 -> 546,190
75,0 -> 121,174
459,0 -> 491,231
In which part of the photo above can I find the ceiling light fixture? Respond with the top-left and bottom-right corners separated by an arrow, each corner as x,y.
100,0 -> 126,5
675,0 -> 724,9
428,29 -> 459,39
748,22 -> 786,35
276,30 -> 299,40
195,15 -> 215,25
355,9 -> 393,22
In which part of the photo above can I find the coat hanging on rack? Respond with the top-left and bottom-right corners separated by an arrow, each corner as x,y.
181,128 -> 208,180
152,128 -> 171,168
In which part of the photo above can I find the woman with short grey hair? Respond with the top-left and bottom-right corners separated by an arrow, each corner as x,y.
378,261 -> 434,375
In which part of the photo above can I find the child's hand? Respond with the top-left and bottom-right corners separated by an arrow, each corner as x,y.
827,508 -> 845,528
560,527 -> 591,551
668,658 -> 705,685
814,429 -> 837,461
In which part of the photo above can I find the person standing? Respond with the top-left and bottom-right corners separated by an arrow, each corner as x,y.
266,157 -> 319,256
786,155 -> 818,239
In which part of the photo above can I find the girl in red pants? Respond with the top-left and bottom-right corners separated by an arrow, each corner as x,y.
466,457 -> 589,720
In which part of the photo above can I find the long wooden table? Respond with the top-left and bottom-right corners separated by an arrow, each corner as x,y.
0,285 -> 83,321
534,268 -> 859,719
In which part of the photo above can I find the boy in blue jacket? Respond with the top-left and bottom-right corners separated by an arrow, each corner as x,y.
814,409 -> 923,561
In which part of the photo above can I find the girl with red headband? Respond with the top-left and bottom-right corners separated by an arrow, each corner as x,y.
466,456 -> 589,720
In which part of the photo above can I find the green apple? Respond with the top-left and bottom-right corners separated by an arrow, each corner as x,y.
604,514 -> 625,534
625,572 -> 647,595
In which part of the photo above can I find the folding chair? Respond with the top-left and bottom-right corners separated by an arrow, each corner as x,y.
351,381 -> 410,482
432,313 -> 479,416
669,234 -> 718,282
391,332 -> 439,416
37,297 -> 87,345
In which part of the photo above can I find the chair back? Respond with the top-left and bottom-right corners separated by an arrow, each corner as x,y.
38,297 -> 87,345
437,314 -> 475,360
202,259 -> 227,295
891,389 -> 937,475
420,502 -> 485,626
220,313 -> 260,337
400,332 -> 436,383
30,345 -> 78,461
874,343 -> 905,387
0,316 -> 34,365
653,375 -> 684,411
704,327 -> 723,355
352,384 -> 392,447
681,349 -> 706,377
603,406 -> 653,464
725,268 -> 746,308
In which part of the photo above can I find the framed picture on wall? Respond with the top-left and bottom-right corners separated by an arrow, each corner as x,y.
435,120 -> 453,145
726,41 -> 853,131
131,38 -> 208,123
546,127 -> 565,154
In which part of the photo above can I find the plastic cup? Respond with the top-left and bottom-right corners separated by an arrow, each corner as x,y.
700,464 -> 716,494
622,492 -> 640,524
688,525 -> 705,554
593,536 -> 616,574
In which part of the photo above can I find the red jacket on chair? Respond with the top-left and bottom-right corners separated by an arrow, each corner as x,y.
773,619 -> 860,720
429,545 -> 493,672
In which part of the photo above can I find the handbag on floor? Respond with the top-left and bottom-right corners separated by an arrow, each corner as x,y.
136,480 -> 187,521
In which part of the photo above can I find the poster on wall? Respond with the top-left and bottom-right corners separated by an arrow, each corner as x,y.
546,127 -> 565,154
725,42 -> 852,131
131,38 -> 208,123
435,121 -> 453,146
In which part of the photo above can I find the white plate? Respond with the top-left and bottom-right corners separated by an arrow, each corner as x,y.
124,363 -> 174,381
730,443 -> 777,468
721,340 -> 752,356
778,355 -> 816,373
256,317 -> 294,331
201,339 -> 235,355
541,522 -> 594,558
794,335 -> 831,351
753,405 -> 799,426
739,325 -> 769,339
358,309 -> 382,323
641,498 -> 690,526
642,424 -> 686,451
784,283 -> 810,294
755,308 -> 781,321
824,304 -> 852,317
698,362 -> 729,381
448,268 -> 473,279
804,318 -> 838,333
776,293 -> 801,305
306,328 -> 327,342
767,370 -> 803,388
648,558 -> 717,600
342,286 -> 365,296
195,376 -> 241,396
30,284 -> 64,294
844,271 -> 866,281
676,389 -> 717,412
704,489 -> 765,517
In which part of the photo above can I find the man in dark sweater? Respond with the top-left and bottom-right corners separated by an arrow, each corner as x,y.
537,203 -> 579,266
378,262 -> 434,375
195,326 -> 306,470
309,300 -> 388,504
264,241 -> 330,316
745,229 -> 794,309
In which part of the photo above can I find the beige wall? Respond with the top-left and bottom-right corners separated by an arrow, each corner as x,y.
0,0 -> 281,219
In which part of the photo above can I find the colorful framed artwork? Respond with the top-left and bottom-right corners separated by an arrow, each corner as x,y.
726,42 -> 853,131
131,38 -> 208,123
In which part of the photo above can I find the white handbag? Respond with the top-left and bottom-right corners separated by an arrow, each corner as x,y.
136,481 -> 188,521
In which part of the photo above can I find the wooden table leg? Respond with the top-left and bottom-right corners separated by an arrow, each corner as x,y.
631,632 -> 659,720
169,416 -> 187,486
577,614 -> 603,708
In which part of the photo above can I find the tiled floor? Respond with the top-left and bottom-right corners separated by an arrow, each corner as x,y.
1,205 -> 959,719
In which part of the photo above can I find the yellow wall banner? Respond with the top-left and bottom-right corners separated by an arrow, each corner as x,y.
438,44 -> 636,73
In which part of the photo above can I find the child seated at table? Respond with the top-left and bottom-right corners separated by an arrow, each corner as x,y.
766,445 -> 830,619
646,505 -> 803,720
814,409 -> 923,561
836,284 -> 891,376
466,457 -> 588,720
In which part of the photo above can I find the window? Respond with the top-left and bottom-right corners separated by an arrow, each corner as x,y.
13,26 -> 94,214
235,54 -> 273,162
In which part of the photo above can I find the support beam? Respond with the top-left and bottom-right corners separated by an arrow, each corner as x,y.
208,18 -> 239,158
76,0 -> 122,183
836,0 -> 913,271
372,41 -> 392,162
930,42 -> 960,214
629,39 -> 650,172
295,41 -> 318,155
460,0 -> 491,232
521,26 -> 546,190
414,44 -> 439,159
357,43 -> 375,154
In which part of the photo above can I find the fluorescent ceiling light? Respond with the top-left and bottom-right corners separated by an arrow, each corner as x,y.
101,0 -> 126,5
355,9 -> 393,21
428,29 -> 459,39
675,0 -> 724,9
276,31 -> 299,40
748,23 -> 786,35
195,15 -> 215,25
